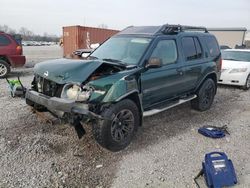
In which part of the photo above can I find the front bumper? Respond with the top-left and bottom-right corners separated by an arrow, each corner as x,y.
25,90 -> 102,119
218,71 -> 248,86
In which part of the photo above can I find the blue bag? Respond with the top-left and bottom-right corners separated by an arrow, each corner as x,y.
198,125 -> 229,138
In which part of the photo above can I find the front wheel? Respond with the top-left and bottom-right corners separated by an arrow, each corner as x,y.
92,99 -> 140,152
191,78 -> 216,111
242,74 -> 250,90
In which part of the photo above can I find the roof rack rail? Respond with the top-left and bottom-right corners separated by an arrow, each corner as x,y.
161,24 -> 208,34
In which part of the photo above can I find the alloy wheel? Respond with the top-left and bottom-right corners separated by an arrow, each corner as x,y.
201,83 -> 214,106
111,109 -> 134,142
0,64 -> 8,77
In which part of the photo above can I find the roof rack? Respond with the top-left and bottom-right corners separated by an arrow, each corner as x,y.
160,24 -> 208,34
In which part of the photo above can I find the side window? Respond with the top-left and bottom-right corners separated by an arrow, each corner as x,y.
0,35 -> 11,46
150,40 -> 177,65
182,37 -> 197,61
194,38 -> 202,59
204,36 -> 220,57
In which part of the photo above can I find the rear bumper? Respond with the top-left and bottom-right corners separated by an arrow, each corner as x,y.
25,90 -> 102,119
8,55 -> 26,67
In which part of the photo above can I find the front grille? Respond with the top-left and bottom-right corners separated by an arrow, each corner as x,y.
33,75 -> 64,97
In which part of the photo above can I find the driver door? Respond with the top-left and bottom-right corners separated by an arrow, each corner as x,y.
141,39 -> 186,109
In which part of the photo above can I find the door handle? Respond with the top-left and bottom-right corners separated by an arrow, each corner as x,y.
176,68 -> 183,75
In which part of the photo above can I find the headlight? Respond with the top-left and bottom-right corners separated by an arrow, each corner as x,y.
61,84 -> 93,102
229,68 -> 247,73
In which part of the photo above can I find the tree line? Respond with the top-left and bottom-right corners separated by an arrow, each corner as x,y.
0,24 -> 60,42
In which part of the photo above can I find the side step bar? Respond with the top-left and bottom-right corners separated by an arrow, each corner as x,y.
143,95 -> 197,117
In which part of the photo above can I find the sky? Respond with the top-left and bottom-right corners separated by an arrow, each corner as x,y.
1,0 -> 249,36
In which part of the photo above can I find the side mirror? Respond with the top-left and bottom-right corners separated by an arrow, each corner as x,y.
90,43 -> 100,49
146,58 -> 163,69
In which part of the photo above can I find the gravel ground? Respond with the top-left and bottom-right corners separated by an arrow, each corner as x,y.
23,45 -> 63,68
0,47 -> 249,187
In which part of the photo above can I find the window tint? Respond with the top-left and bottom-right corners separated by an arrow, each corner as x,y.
0,35 -> 11,46
194,38 -> 202,58
182,37 -> 203,61
204,36 -> 220,57
182,37 -> 197,61
150,40 -> 177,65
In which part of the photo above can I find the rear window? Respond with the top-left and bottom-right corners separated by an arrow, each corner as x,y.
204,36 -> 220,57
194,38 -> 202,58
182,37 -> 203,61
0,34 -> 11,46
12,34 -> 22,46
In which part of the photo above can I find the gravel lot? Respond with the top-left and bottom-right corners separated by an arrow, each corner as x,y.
0,46 -> 249,188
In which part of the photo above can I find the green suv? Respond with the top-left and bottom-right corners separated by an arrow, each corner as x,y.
26,25 -> 221,151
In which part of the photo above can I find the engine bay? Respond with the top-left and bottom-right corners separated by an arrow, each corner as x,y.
87,63 -> 125,82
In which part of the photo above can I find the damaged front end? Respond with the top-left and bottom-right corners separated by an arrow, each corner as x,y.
26,58 -> 140,138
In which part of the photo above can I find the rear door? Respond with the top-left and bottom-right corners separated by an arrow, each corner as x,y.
181,36 -> 205,90
141,37 -> 186,108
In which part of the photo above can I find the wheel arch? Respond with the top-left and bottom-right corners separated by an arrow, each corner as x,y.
0,56 -> 11,65
196,72 -> 218,93
115,90 -> 143,126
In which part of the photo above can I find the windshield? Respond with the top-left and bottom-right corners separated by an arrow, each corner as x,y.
222,51 -> 250,62
90,36 -> 152,65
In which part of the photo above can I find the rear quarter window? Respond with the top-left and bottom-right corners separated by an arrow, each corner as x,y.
0,34 -> 11,46
204,36 -> 220,57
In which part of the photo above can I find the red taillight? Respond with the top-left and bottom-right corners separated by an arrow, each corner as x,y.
218,58 -> 222,71
16,46 -> 22,55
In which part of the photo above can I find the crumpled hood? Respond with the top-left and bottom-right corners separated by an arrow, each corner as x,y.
34,58 -> 104,84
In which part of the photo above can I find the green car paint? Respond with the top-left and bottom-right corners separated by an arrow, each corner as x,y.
86,67 -> 140,102
88,72 -> 139,103
34,59 -> 103,84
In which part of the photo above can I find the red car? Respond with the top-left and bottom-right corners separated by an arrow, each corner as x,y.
0,32 -> 26,78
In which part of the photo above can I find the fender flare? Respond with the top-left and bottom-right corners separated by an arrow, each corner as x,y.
115,90 -> 143,126
195,72 -> 218,92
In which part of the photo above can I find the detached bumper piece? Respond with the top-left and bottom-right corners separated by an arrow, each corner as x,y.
25,90 -> 102,119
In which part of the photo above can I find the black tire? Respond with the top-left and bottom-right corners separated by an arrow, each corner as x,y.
0,60 -> 10,78
92,99 -> 140,152
191,78 -> 216,111
242,74 -> 250,90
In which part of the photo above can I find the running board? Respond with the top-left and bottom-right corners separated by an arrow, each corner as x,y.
143,95 -> 197,117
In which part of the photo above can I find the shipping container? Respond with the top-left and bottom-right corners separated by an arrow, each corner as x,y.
63,25 -> 119,58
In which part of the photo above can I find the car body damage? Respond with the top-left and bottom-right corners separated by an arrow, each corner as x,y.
26,58 -> 141,121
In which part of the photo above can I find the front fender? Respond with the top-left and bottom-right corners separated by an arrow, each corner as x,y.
102,78 -> 139,103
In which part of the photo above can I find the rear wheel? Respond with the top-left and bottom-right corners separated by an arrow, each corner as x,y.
242,74 -> 250,90
191,78 -> 216,111
0,60 -> 10,78
92,99 -> 139,152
